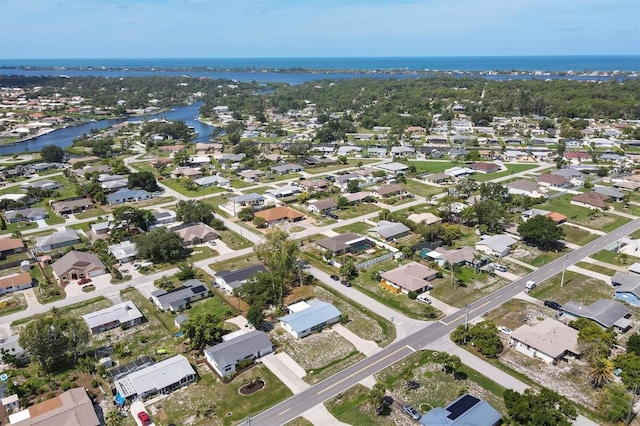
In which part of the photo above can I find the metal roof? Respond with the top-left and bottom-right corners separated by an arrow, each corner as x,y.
279,299 -> 341,334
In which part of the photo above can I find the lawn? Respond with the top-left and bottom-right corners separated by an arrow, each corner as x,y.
334,222 -> 372,235
561,224 -> 599,246
509,242 -> 568,268
217,228 -> 254,250
210,254 -> 260,275
156,365 -> 292,426
396,179 -> 443,198
161,177 -> 229,197
536,194 -> 630,232
0,221 -> 37,235
0,293 -> 27,317
529,271 -> 614,305
430,269 -> 510,308
470,164 -> 538,182
334,203 -> 380,220
188,246 -> 219,262
12,296 -> 111,326
591,249 -> 640,267
575,262 -> 618,278
184,293 -> 235,320
407,160 -> 456,174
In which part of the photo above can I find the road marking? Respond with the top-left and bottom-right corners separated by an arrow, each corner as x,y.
407,345 -> 416,352
317,346 -> 410,395
440,300 -> 494,325
278,408 -> 291,416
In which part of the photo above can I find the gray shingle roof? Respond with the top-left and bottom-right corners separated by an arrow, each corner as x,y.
216,265 -> 267,290
204,330 -> 272,370
561,299 -> 631,328
370,220 -> 410,239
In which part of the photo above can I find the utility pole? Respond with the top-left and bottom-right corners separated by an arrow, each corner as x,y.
560,254 -> 568,287
625,385 -> 637,426
463,304 -> 470,345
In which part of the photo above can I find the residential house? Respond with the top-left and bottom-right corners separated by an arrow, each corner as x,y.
114,355 -> 197,401
475,234 -> 517,257
298,179 -> 330,192
375,162 -> 410,175
367,147 -> 388,158
0,273 -> 32,296
271,163 -> 303,175
8,388 -> 100,426
108,241 -> 137,263
336,146 -> 362,156
238,169 -> 264,183
4,207 -> 48,223
343,191 -> 373,204
228,193 -> 266,214
307,199 -> 338,215
629,262 -> 640,275
506,180 -> 544,198
152,209 -> 177,226
90,222 -> 110,237
265,184 -> 301,201
175,223 -> 219,245
613,180 -> 640,191
204,330 -> 274,378
537,174 -> 571,189
504,150 -> 529,161
0,335 -> 29,367
82,301 -> 144,335
571,192 -> 610,210
316,233 -> 374,255
380,262 -> 438,295
171,167 -> 202,179
215,265 -> 267,293
418,394 -> 502,426
51,250 -> 106,285
593,186 -> 625,201
106,188 -> 152,205
193,175 -> 231,188
407,213 -> 442,226
470,162 -> 501,174
254,206 -> 304,227
428,246 -> 478,267
34,229 -> 81,252
560,299 -> 632,332
371,184 -> 404,198
564,151 -> 591,163
552,168 -> 584,179
174,314 -> 188,329
279,299 -> 341,339
509,318 -> 581,364
369,220 -> 411,241
20,179 -> 63,191
51,198 -> 94,215
445,166 -> 475,178
150,279 -> 209,312
332,173 -> 364,192
0,239 -> 26,258
612,272 -> 640,306
158,144 -> 185,154
423,173 -> 451,184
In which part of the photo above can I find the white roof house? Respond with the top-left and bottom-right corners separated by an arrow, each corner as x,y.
475,234 -> 517,257
279,299 -> 341,339
114,355 -> 197,399
82,301 -> 144,335
108,241 -> 137,263
509,318 -> 581,364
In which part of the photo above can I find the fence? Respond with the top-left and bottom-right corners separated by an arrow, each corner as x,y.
355,253 -> 394,270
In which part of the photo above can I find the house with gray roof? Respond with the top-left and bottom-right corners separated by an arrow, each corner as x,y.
20,179 -> 63,191
82,301 -> 144,335
265,184 -> 300,200
51,250 -> 106,285
279,299 -> 341,339
204,330 -> 273,378
390,146 -> 415,158
106,188 -> 152,205
307,199 -> 338,215
316,233 -> 374,255
34,229 -> 81,252
593,186 -> 625,201
193,175 -> 231,188
374,162 -> 410,175
369,220 -> 410,241
215,265 -> 267,293
475,234 -> 517,257
114,355 -> 197,400
419,394 -> 502,426
560,299 -> 632,332
4,207 -> 47,223
150,279 -> 209,312
270,163 -> 303,175
228,193 -> 266,214
612,272 -> 640,306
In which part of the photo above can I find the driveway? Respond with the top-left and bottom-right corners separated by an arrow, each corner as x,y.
261,352 -> 309,394
63,273 -> 113,298
35,219 -> 47,228
333,324 -> 380,356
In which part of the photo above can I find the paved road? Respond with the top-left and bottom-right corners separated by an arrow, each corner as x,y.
249,216 -> 640,426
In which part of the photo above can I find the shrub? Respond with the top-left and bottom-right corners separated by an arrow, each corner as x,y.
408,291 -> 418,300
91,380 -> 99,388
61,381 -> 72,391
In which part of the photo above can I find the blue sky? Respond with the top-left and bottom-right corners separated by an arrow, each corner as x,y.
0,0 -> 638,58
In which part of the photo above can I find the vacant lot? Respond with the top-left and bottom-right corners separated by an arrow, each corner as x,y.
334,203 -> 381,220
536,194 -> 630,232
430,269 -> 510,309
561,224 -> 599,246
529,271 -> 614,305
470,164 -> 538,182
509,243 -> 568,268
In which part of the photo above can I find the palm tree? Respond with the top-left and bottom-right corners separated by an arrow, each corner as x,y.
588,357 -> 614,388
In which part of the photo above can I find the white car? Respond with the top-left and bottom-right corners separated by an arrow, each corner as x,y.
498,326 -> 512,334
416,293 -> 432,304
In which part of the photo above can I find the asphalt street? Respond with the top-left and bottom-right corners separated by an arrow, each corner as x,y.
249,216 -> 640,426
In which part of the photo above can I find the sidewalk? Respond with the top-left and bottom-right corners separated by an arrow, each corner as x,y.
503,256 -> 538,270
581,256 -> 628,272
567,265 -> 612,283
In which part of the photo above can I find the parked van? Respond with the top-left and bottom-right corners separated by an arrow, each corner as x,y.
525,280 -> 536,290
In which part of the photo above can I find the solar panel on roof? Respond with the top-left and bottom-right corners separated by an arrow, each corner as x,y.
108,355 -> 154,380
447,394 -> 479,420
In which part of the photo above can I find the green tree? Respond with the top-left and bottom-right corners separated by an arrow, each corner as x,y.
182,312 -> 224,351
253,216 -> 267,228
504,388 -> 576,426
627,333 -> 640,356
518,215 -> 565,250
346,179 -> 360,193
469,321 -> 503,358
588,357 -> 615,388
92,139 -> 113,157
337,155 -> 348,165
614,352 -> 640,391
41,144 -> 64,162
254,229 -> 300,308
247,305 -> 265,329
105,409 -> 125,426
451,324 -> 470,345
176,263 -> 196,281
336,196 -> 350,209
227,132 -> 241,145
237,207 -> 255,222
340,259 -> 358,280
571,318 -> 615,359
173,149 -> 190,166
135,228 -> 189,263
112,206 -> 155,231
127,171 -> 159,192
176,200 -> 215,224
598,383 -> 632,423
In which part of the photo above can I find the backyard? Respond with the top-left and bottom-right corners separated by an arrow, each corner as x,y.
536,194 -> 630,233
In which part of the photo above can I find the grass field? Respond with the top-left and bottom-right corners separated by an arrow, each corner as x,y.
536,194 -> 630,232
470,164 -> 539,182
529,271 -> 614,305
407,160 -> 456,174
575,262 -> 618,278
561,224 -> 599,246
334,203 -> 380,220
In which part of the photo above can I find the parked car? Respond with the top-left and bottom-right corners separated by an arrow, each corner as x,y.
493,264 -> 507,272
137,411 -> 151,426
416,293 -> 432,304
525,280 -> 536,290
330,274 -> 340,281
78,278 -> 92,285
340,280 -> 352,287
403,404 -> 421,420
498,326 -> 512,334
544,300 -> 562,310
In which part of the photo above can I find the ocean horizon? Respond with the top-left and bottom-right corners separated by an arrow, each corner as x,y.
1,55 -> 639,72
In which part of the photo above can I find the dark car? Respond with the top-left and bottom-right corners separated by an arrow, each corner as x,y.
78,278 -> 92,285
340,280 -> 352,287
330,274 -> 340,281
544,300 -> 562,310
403,404 -> 421,420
